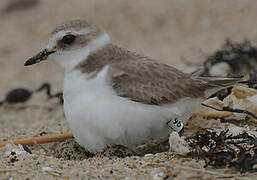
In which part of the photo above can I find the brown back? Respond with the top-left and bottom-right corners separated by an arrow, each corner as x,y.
77,44 -> 240,105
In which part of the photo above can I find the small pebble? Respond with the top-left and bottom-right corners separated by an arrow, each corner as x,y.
169,132 -> 190,155
144,153 -> 153,157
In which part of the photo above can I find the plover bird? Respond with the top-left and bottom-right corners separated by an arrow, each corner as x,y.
25,20 -> 241,153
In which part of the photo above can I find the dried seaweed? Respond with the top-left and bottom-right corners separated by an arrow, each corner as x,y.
201,39 -> 257,77
0,82 -> 63,106
187,129 -> 257,173
36,83 -> 63,104
201,39 -> 257,100
0,88 -> 32,105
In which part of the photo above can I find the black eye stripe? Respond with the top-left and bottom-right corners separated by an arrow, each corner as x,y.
61,34 -> 76,45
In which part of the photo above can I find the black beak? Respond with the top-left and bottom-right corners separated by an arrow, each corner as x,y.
24,49 -> 55,66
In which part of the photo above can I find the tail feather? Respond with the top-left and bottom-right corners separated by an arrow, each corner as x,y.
193,76 -> 244,98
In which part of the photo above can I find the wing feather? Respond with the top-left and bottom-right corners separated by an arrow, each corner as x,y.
109,58 -> 206,105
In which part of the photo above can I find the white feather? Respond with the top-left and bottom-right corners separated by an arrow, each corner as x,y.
63,67 -> 202,153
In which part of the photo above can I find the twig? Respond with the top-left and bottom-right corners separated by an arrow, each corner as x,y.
223,107 -> 257,119
196,109 -> 233,118
0,133 -> 74,147
238,80 -> 257,84
201,103 -> 257,120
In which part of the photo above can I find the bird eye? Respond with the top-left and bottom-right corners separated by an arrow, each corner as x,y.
61,34 -> 76,45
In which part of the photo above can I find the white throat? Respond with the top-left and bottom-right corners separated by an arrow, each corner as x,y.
50,33 -> 111,72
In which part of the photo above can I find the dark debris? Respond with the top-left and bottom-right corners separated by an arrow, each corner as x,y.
36,83 -> 63,104
201,39 -> 257,77
21,144 -> 32,154
187,129 -> 257,173
0,82 -> 63,106
4,88 -> 32,104
208,87 -> 233,101
9,151 -> 19,163
201,39 -> 257,101
249,70 -> 257,89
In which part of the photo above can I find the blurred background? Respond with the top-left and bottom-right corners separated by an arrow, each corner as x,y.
1,1 -> 257,177
1,0 -> 257,95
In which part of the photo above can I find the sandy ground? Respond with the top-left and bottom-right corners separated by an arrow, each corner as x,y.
1,0 -> 257,179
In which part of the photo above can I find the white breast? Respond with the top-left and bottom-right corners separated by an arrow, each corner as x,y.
63,66 -> 202,153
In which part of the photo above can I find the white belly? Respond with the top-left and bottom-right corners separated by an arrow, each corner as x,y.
63,67 -> 202,153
